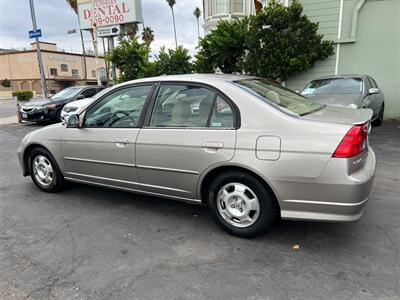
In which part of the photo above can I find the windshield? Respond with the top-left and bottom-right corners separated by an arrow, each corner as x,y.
234,78 -> 323,116
51,87 -> 82,100
301,78 -> 363,95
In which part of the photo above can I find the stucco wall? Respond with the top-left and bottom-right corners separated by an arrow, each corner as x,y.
338,0 -> 400,119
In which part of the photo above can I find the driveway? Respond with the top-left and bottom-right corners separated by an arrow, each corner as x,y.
0,121 -> 399,299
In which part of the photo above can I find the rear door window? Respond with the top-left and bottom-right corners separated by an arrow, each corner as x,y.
150,84 -> 216,128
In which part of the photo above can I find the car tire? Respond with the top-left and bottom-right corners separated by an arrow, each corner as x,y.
206,171 -> 277,238
55,108 -> 62,123
372,103 -> 384,127
29,147 -> 65,193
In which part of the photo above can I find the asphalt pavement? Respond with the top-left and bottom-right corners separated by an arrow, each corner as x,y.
0,120 -> 399,300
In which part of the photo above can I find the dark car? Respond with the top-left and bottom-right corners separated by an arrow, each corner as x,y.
20,86 -> 105,123
300,75 -> 385,126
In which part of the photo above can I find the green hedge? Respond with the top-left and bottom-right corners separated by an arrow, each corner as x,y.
12,90 -> 33,101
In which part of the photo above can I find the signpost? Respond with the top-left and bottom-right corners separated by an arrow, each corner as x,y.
29,29 -> 42,39
77,0 -> 143,85
97,25 -> 120,38
28,0 -> 47,98
77,0 -> 143,30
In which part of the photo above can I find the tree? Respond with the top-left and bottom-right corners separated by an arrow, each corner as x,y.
1,78 -> 11,88
244,0 -> 334,81
126,23 -> 139,40
166,0 -> 178,49
108,38 -> 151,82
193,7 -> 201,40
65,0 -> 77,14
142,27 -> 155,46
155,46 -> 192,75
194,18 -> 248,74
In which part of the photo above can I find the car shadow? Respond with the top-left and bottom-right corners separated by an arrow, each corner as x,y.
59,181 -> 359,247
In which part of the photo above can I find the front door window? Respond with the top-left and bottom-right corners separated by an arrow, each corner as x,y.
84,85 -> 153,128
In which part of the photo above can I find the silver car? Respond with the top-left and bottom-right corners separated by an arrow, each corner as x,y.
17,74 -> 376,237
301,75 -> 385,126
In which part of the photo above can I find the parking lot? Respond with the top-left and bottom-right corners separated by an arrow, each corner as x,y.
0,118 -> 399,299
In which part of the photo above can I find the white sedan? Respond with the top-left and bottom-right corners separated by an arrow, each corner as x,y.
60,98 -> 94,120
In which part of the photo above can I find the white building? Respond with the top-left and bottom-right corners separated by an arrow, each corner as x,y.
203,0 -> 290,34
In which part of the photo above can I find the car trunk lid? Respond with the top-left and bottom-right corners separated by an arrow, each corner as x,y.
301,105 -> 372,125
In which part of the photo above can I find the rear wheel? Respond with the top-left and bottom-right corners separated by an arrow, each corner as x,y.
29,147 -> 65,192
372,103 -> 384,126
207,171 -> 277,238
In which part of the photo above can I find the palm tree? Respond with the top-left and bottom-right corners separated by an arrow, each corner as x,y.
142,27 -> 155,46
166,0 -> 178,49
126,23 -> 139,40
65,0 -> 78,14
193,7 -> 201,40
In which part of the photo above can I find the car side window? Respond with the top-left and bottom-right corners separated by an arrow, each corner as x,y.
370,77 -> 378,88
367,77 -> 377,88
210,96 -> 234,129
150,84 -> 216,128
81,88 -> 98,98
84,85 -> 153,128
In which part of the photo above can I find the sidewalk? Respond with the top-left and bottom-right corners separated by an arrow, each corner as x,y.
0,115 -> 17,125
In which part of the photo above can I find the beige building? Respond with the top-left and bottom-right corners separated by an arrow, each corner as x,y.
0,41 -> 107,97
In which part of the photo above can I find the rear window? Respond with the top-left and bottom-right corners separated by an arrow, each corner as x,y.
234,78 -> 322,116
302,78 -> 363,95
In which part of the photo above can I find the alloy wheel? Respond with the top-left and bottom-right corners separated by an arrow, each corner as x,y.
33,155 -> 54,187
216,182 -> 260,228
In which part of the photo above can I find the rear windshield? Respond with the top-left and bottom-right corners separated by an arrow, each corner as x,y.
234,78 -> 322,116
301,78 -> 363,95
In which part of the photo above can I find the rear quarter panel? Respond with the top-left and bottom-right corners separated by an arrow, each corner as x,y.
206,83 -> 352,202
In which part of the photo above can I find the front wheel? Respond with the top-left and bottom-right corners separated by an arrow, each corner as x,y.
207,171 -> 277,238
29,147 -> 65,192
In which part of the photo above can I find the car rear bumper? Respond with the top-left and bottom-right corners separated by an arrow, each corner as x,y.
276,148 -> 376,222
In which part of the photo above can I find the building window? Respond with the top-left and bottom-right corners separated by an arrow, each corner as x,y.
92,70 -> 96,77
50,68 -> 57,76
215,0 -> 228,14
72,69 -> 79,76
99,68 -> 106,78
232,0 -> 245,13
61,64 -> 68,72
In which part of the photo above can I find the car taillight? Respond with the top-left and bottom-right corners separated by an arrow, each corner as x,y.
333,123 -> 369,158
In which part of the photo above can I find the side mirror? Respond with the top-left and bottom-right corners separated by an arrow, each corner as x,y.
66,114 -> 80,128
76,94 -> 86,100
369,88 -> 380,95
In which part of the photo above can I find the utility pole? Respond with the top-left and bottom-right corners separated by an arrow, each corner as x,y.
102,37 -> 109,86
80,29 -> 88,84
91,0 -> 102,86
108,37 -> 117,85
29,0 -> 47,97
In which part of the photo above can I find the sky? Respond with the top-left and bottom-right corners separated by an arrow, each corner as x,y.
0,0 -> 204,56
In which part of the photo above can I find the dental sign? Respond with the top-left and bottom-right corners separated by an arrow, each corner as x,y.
77,0 -> 143,30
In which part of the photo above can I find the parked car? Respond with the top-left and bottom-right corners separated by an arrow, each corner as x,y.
20,86 -> 105,123
300,75 -> 385,126
17,74 -> 376,237
60,97 -> 94,120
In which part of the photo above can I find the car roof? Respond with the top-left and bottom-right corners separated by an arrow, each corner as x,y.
67,85 -> 104,89
117,74 -> 257,87
312,74 -> 369,80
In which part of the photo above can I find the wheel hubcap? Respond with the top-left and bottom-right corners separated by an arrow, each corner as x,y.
33,155 -> 54,187
216,183 -> 260,228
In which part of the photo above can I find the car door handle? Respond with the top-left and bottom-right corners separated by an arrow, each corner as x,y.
202,142 -> 224,149
115,138 -> 130,148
